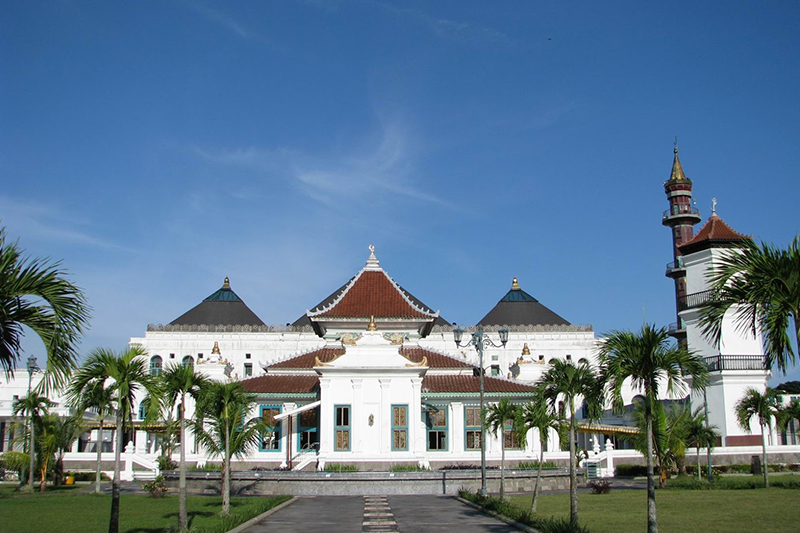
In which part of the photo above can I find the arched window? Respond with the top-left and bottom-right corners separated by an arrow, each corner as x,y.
150,356 -> 162,376
182,356 -> 194,369
138,403 -> 146,420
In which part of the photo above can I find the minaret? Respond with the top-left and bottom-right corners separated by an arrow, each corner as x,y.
662,144 -> 701,344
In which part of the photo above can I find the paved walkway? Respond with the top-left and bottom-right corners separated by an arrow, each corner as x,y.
242,495 -> 521,532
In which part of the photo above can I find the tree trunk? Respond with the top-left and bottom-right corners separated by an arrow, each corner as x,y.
109,411 -> 123,533
568,400 -> 578,530
28,409 -> 35,492
500,439 -> 506,499
761,424 -> 769,488
645,401 -> 658,533
222,422 -> 231,516
39,460 -> 47,492
179,396 -> 188,531
96,418 -> 104,494
530,433 -> 546,515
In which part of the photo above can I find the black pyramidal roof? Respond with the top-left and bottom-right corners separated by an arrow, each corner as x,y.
170,278 -> 265,326
477,278 -> 570,326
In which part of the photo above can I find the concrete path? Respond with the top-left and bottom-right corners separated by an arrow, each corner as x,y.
241,494 -> 521,532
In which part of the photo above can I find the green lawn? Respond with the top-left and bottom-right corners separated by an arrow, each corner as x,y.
0,484 -> 290,533
509,485 -> 800,533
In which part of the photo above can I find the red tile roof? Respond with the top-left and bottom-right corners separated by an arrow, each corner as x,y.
310,271 -> 434,319
679,215 -> 751,252
241,374 -> 319,394
400,347 -> 472,368
268,347 -> 346,369
422,375 -> 532,394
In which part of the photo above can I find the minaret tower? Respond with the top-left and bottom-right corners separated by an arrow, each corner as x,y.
662,143 -> 701,344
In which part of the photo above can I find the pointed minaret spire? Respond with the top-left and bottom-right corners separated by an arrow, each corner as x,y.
669,142 -> 689,182
364,244 -> 381,271
711,197 -> 718,217
222,277 -> 231,289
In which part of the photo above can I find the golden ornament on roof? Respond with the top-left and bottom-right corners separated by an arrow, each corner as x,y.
367,315 -> 378,331
211,341 -> 221,354
522,342 -> 530,355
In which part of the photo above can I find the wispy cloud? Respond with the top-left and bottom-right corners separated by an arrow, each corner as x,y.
178,0 -> 253,39
192,119 -> 452,209
0,195 -> 135,252
366,0 -> 512,46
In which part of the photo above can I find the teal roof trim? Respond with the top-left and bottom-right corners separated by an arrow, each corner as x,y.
204,288 -> 243,302
500,289 -> 538,303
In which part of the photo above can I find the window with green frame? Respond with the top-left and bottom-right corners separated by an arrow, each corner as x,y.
298,407 -> 319,452
426,406 -> 447,451
334,405 -> 350,451
504,419 -> 521,449
260,406 -> 281,452
464,406 -> 482,450
391,405 -> 408,451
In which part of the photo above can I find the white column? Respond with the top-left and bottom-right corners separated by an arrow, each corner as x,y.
451,402 -> 464,453
380,379 -> 391,453
319,378 -> 332,455
411,378 -> 423,455
352,379 -> 363,454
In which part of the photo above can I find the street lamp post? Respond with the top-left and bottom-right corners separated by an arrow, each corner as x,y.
453,326 -> 509,496
26,356 -> 39,491
703,388 -> 713,482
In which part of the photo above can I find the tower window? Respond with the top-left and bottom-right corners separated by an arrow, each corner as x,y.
150,356 -> 162,376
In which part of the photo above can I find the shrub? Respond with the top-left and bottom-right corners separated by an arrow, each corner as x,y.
142,475 -> 168,498
440,464 -> 499,470
64,471 -> 111,482
665,474 -> 800,490
323,463 -> 358,472
157,456 -> 178,471
517,460 -> 558,470
390,464 -> 429,472
458,489 -> 590,533
588,480 -> 612,494
615,464 -> 648,477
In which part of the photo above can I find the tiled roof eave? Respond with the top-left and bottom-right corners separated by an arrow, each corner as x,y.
251,392 -> 318,399
421,391 -> 532,398
308,316 -> 437,322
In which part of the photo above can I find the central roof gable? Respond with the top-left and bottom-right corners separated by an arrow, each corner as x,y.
169,277 -> 265,327
477,278 -> 570,327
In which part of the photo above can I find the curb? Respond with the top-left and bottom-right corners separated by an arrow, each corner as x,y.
226,496 -> 299,533
455,496 -> 541,533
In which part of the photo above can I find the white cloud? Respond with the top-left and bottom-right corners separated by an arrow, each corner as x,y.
177,0 -> 253,39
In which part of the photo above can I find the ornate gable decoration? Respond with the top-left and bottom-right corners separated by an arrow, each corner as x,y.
306,246 -> 439,321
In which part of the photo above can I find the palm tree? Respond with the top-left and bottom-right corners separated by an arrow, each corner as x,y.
777,397 -> 800,444
598,324 -> 708,533
69,345 -> 162,533
52,414 -> 84,487
11,391 -> 52,491
735,387 -> 780,488
483,398 -> 518,499
629,402 -> 691,486
0,226 -> 90,392
699,236 -> 800,373
685,406 -> 720,480
538,359 -> 603,529
191,381 -> 263,516
69,381 -> 115,494
161,363 -> 209,531
517,390 -> 562,513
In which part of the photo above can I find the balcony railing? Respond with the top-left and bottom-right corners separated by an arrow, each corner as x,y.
665,260 -> 686,276
668,320 -> 686,334
704,355 -> 766,372
662,206 -> 701,220
677,289 -> 715,311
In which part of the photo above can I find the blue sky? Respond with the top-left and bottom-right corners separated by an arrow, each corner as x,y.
2,1 -> 799,383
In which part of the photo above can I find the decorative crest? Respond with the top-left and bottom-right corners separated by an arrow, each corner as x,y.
511,277 -> 520,290
367,315 -> 378,331
364,244 -> 381,271
222,277 -> 230,289
211,341 -> 221,354
711,197 -> 717,216
521,342 -> 530,355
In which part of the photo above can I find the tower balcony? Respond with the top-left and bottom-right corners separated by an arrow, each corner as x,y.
677,289 -> 715,312
668,319 -> 686,338
704,354 -> 766,372
662,206 -> 702,226
665,259 -> 686,278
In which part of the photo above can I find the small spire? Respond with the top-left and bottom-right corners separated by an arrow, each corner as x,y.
511,277 -> 520,290
366,315 -> 378,331
222,277 -> 231,289
522,342 -> 530,356
711,197 -> 718,217
364,244 -> 381,271
212,341 -> 221,354
669,143 -> 689,182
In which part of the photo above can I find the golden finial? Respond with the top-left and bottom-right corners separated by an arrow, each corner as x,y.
511,277 -> 520,290
522,342 -> 530,355
367,315 -> 378,331
212,341 -> 221,354
222,277 -> 230,289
